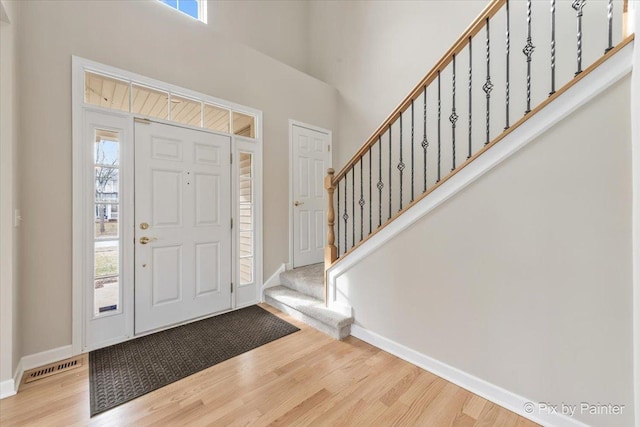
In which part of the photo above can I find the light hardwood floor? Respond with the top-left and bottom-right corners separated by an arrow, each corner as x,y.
0,305 -> 539,426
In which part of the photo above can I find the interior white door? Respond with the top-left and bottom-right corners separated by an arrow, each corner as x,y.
134,121 -> 231,334
292,124 -> 331,268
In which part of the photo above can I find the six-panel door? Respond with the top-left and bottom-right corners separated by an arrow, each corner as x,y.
134,121 -> 231,334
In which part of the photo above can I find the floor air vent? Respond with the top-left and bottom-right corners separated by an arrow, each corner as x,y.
24,356 -> 83,383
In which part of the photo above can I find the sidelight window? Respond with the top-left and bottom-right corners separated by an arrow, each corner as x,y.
238,152 -> 254,285
93,129 -> 121,316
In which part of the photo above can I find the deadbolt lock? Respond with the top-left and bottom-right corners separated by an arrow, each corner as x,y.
140,222 -> 149,230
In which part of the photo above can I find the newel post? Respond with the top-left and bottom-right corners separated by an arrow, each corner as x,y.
323,168 -> 337,305
324,168 -> 337,267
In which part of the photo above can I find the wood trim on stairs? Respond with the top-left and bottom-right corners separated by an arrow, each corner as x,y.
327,34 -> 635,270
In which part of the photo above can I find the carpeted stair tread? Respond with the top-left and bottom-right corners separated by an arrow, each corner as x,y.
279,263 -> 324,301
264,286 -> 353,329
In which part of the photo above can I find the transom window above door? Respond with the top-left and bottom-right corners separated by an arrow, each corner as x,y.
84,71 -> 256,138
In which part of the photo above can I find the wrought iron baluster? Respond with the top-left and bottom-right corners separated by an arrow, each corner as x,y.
523,0 -> 535,114
450,54 -> 458,171
437,70 -> 442,182
388,124 -> 392,220
411,101 -> 415,202
351,167 -> 355,248
422,86 -> 428,192
505,0 -> 511,128
337,182 -> 340,256
550,0 -> 556,95
369,150 -> 372,235
377,135 -> 383,228
359,158 -> 364,242
398,112 -> 405,210
483,19 -> 493,145
605,0 -> 613,53
572,0 -> 586,76
468,37 -> 472,159
343,178 -> 347,254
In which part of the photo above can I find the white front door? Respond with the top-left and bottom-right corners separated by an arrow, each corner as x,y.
291,123 -> 332,268
134,121 -> 232,334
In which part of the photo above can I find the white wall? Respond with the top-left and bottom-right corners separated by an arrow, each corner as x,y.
16,0 -> 337,356
308,0 -> 488,165
209,0 -> 310,74
334,76 -> 634,427
0,0 -> 20,390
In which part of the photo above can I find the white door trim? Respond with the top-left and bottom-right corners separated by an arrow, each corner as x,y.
72,56 -> 263,354
288,120 -> 332,269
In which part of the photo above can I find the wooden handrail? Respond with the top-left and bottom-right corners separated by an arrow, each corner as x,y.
332,0 -> 506,184
324,0 -> 634,296
329,33 -> 635,268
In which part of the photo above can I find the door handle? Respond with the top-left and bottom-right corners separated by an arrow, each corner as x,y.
294,201 -> 304,206
139,236 -> 157,245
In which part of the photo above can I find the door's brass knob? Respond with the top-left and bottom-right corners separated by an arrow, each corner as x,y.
139,236 -> 157,244
294,201 -> 304,206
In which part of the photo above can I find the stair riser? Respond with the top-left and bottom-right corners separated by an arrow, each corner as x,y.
264,296 -> 351,340
279,265 -> 325,301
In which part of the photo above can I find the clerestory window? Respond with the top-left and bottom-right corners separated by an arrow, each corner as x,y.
159,0 -> 206,23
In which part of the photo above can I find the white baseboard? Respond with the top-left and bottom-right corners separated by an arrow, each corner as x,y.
261,263 -> 286,301
351,324 -> 589,427
19,345 -> 74,372
0,378 -> 16,399
5,344 -> 75,398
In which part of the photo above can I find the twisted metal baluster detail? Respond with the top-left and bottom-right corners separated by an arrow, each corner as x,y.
388,124 -> 392,220
343,178 -> 348,253
377,135 -> 383,228
337,182 -> 340,256
483,19 -> 493,145
450,54 -> 458,171
368,150 -> 372,235
572,0 -> 586,75
605,0 -> 613,53
550,0 -> 556,95
437,70 -> 442,182
505,0 -> 510,129
398,112 -> 405,211
358,160 -> 364,241
422,87 -> 428,192
468,37 -> 473,159
411,101 -> 415,202
523,0 -> 535,114
351,165 -> 355,246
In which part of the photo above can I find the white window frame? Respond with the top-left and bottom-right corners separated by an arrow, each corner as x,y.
158,0 -> 207,24
233,137 -> 263,307
72,56 -> 263,353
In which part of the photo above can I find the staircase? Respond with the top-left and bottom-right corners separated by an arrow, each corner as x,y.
269,0 -> 633,342
263,264 -> 353,339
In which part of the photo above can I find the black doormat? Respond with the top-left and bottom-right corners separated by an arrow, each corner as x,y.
89,305 -> 299,416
